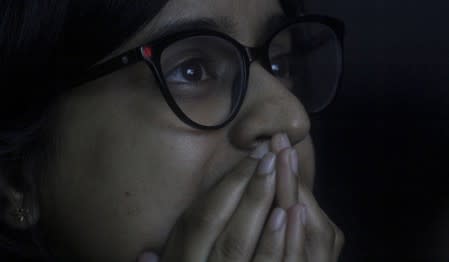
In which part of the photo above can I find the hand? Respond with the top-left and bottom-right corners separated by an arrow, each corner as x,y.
138,141 -> 288,262
270,133 -> 344,262
138,133 -> 344,262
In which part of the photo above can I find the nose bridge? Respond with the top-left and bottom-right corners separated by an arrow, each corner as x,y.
245,46 -> 270,71
229,62 -> 310,150
252,63 -> 310,133
245,47 -> 256,63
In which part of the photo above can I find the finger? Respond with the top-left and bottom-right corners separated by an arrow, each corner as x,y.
209,152 -> 277,262
297,184 -> 339,262
271,133 -> 298,210
138,252 -> 159,262
252,207 -> 286,262
284,204 -> 307,262
275,148 -> 298,210
331,220 -> 345,261
270,133 -> 291,155
160,142 -> 269,262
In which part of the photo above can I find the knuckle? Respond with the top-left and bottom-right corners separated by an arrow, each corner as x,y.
180,208 -> 217,234
327,226 -> 337,245
317,219 -> 336,244
214,233 -> 249,260
224,165 -> 256,191
257,248 -> 277,259
335,226 -> 345,248
245,180 -> 272,204
284,248 -> 306,262
230,158 -> 258,179
283,252 -> 299,262
256,240 -> 279,258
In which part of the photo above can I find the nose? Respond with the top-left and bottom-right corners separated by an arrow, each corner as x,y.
228,63 -> 311,150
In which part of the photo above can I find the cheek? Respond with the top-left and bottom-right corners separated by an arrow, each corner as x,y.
40,104 -> 215,261
99,133 -> 207,255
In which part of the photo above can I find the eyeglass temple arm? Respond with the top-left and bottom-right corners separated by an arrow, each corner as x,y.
76,48 -> 143,86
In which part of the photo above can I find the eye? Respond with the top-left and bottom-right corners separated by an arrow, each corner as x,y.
270,54 -> 291,78
165,58 -> 213,84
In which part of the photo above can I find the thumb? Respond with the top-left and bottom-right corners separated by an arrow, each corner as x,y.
137,252 -> 159,262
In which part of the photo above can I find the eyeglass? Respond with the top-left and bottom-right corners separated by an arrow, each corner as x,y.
80,14 -> 345,130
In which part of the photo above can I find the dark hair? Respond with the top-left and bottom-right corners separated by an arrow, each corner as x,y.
0,1 -> 169,260
0,0 -> 302,260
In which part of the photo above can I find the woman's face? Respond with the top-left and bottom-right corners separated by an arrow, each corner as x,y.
38,0 -> 314,261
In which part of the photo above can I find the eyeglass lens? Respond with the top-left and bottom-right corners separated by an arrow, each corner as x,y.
268,22 -> 341,113
158,22 -> 341,127
160,35 -> 243,126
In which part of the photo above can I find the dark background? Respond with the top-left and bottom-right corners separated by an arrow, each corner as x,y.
306,0 -> 449,261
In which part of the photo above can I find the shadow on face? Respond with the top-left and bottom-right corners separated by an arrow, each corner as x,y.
29,0 -> 315,261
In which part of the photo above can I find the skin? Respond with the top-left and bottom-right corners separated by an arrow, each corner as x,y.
3,0 -> 343,261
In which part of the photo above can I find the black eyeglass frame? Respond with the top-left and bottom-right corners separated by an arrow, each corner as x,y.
81,14 -> 345,130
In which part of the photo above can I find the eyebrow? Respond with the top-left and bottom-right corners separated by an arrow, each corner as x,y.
148,16 -> 237,41
144,14 -> 292,45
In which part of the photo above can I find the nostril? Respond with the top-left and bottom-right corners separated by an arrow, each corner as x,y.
256,135 -> 272,141
252,135 -> 272,148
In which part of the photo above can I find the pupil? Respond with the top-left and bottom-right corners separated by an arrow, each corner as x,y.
271,64 -> 280,73
271,62 -> 285,77
182,62 -> 202,82
270,58 -> 289,77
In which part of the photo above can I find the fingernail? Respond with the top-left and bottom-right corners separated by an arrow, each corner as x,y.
257,153 -> 276,175
137,252 -> 159,262
269,207 -> 286,231
249,141 -> 270,159
273,133 -> 291,150
289,149 -> 298,175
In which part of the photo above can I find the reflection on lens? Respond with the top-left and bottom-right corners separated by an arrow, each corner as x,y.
269,22 -> 342,113
161,35 -> 243,126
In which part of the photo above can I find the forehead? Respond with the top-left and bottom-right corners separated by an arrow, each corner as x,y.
121,0 -> 285,52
